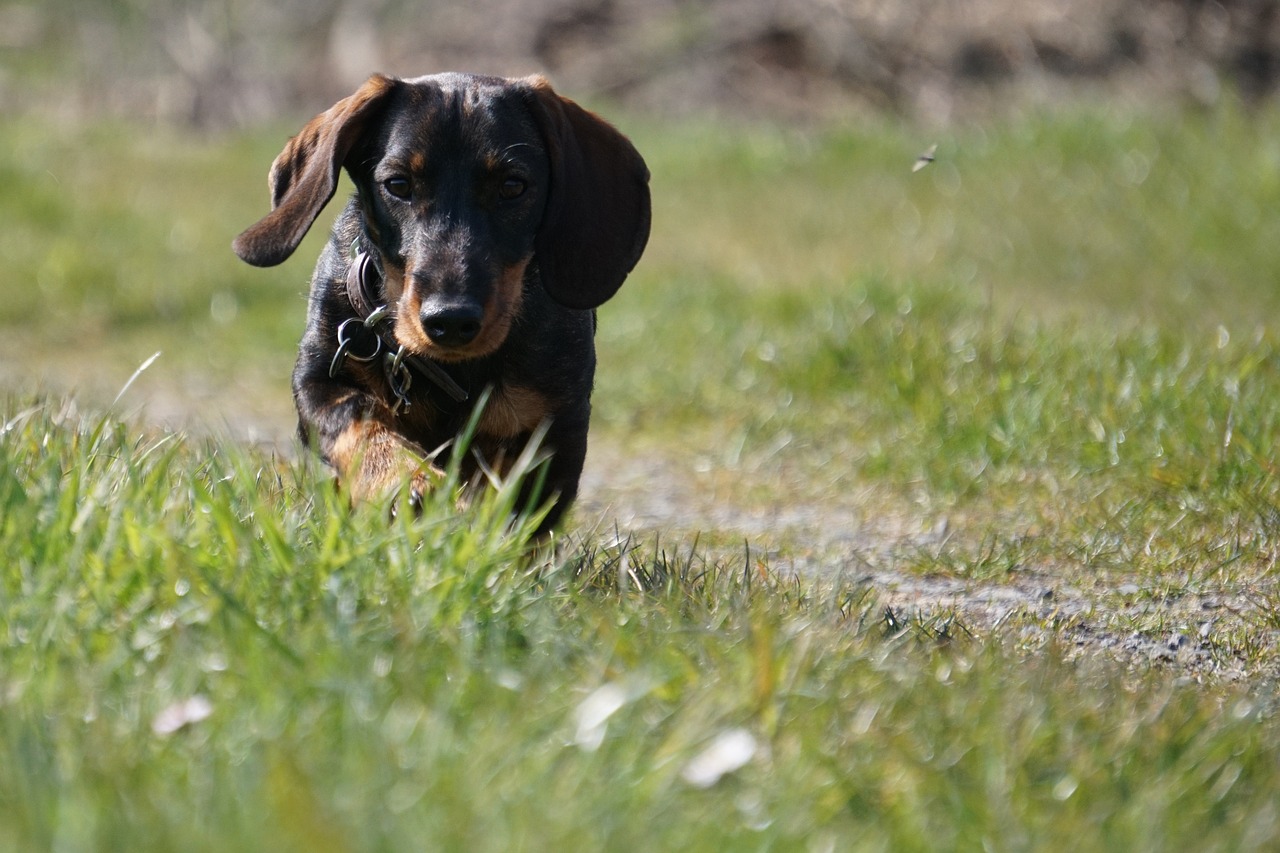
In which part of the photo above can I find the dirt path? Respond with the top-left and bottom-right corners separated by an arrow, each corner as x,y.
579,437 -> 1279,683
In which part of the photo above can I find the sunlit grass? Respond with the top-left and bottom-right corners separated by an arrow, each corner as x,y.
6,99 -> 1280,847
5,103 -> 1280,582
3,401 -> 1280,850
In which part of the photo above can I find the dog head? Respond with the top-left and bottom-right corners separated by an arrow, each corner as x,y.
233,72 -> 651,361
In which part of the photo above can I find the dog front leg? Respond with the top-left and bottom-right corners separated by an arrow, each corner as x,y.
328,416 -> 443,509
295,381 -> 443,512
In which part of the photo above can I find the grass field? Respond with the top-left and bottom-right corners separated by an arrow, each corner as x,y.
5,97 -> 1280,848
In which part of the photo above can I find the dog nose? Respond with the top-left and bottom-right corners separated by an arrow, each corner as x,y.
420,304 -> 483,348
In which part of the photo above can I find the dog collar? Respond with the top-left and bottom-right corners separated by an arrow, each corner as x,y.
334,246 -> 470,410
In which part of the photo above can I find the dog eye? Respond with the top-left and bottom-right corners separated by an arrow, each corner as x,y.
383,177 -> 412,200
499,177 -> 527,200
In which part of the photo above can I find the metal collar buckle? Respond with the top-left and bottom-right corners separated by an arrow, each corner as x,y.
329,306 -> 390,379
384,344 -> 414,415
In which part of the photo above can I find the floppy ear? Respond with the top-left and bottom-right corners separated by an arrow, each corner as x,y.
233,73 -> 399,267
525,77 -> 651,310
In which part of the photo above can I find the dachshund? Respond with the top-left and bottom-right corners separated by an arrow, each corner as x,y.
233,72 -> 651,532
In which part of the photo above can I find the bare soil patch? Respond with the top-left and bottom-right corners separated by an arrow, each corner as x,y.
579,437 -> 1280,683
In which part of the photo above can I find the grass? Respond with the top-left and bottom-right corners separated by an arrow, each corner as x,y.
5,95 -> 1280,847
3,403 -> 1280,850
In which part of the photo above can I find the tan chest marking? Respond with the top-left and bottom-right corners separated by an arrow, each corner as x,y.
478,384 -> 551,438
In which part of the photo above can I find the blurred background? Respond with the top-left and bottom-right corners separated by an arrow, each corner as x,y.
6,0 -> 1280,127
4,0 -> 1280,465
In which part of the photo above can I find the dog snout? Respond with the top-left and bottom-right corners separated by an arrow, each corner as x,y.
420,301 -> 483,348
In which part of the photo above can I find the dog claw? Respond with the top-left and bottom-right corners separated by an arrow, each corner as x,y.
388,485 -> 425,523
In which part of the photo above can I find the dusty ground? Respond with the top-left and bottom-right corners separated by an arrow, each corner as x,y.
576,442 -> 1280,683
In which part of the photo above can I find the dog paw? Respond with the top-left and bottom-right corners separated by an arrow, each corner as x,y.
391,467 -> 445,520
336,426 -> 443,516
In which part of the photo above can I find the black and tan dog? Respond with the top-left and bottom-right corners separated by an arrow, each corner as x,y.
234,72 -> 650,531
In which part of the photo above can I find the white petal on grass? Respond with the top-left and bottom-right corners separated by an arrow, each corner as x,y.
681,728 -> 758,788
152,695 -> 214,736
572,682 -> 628,751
